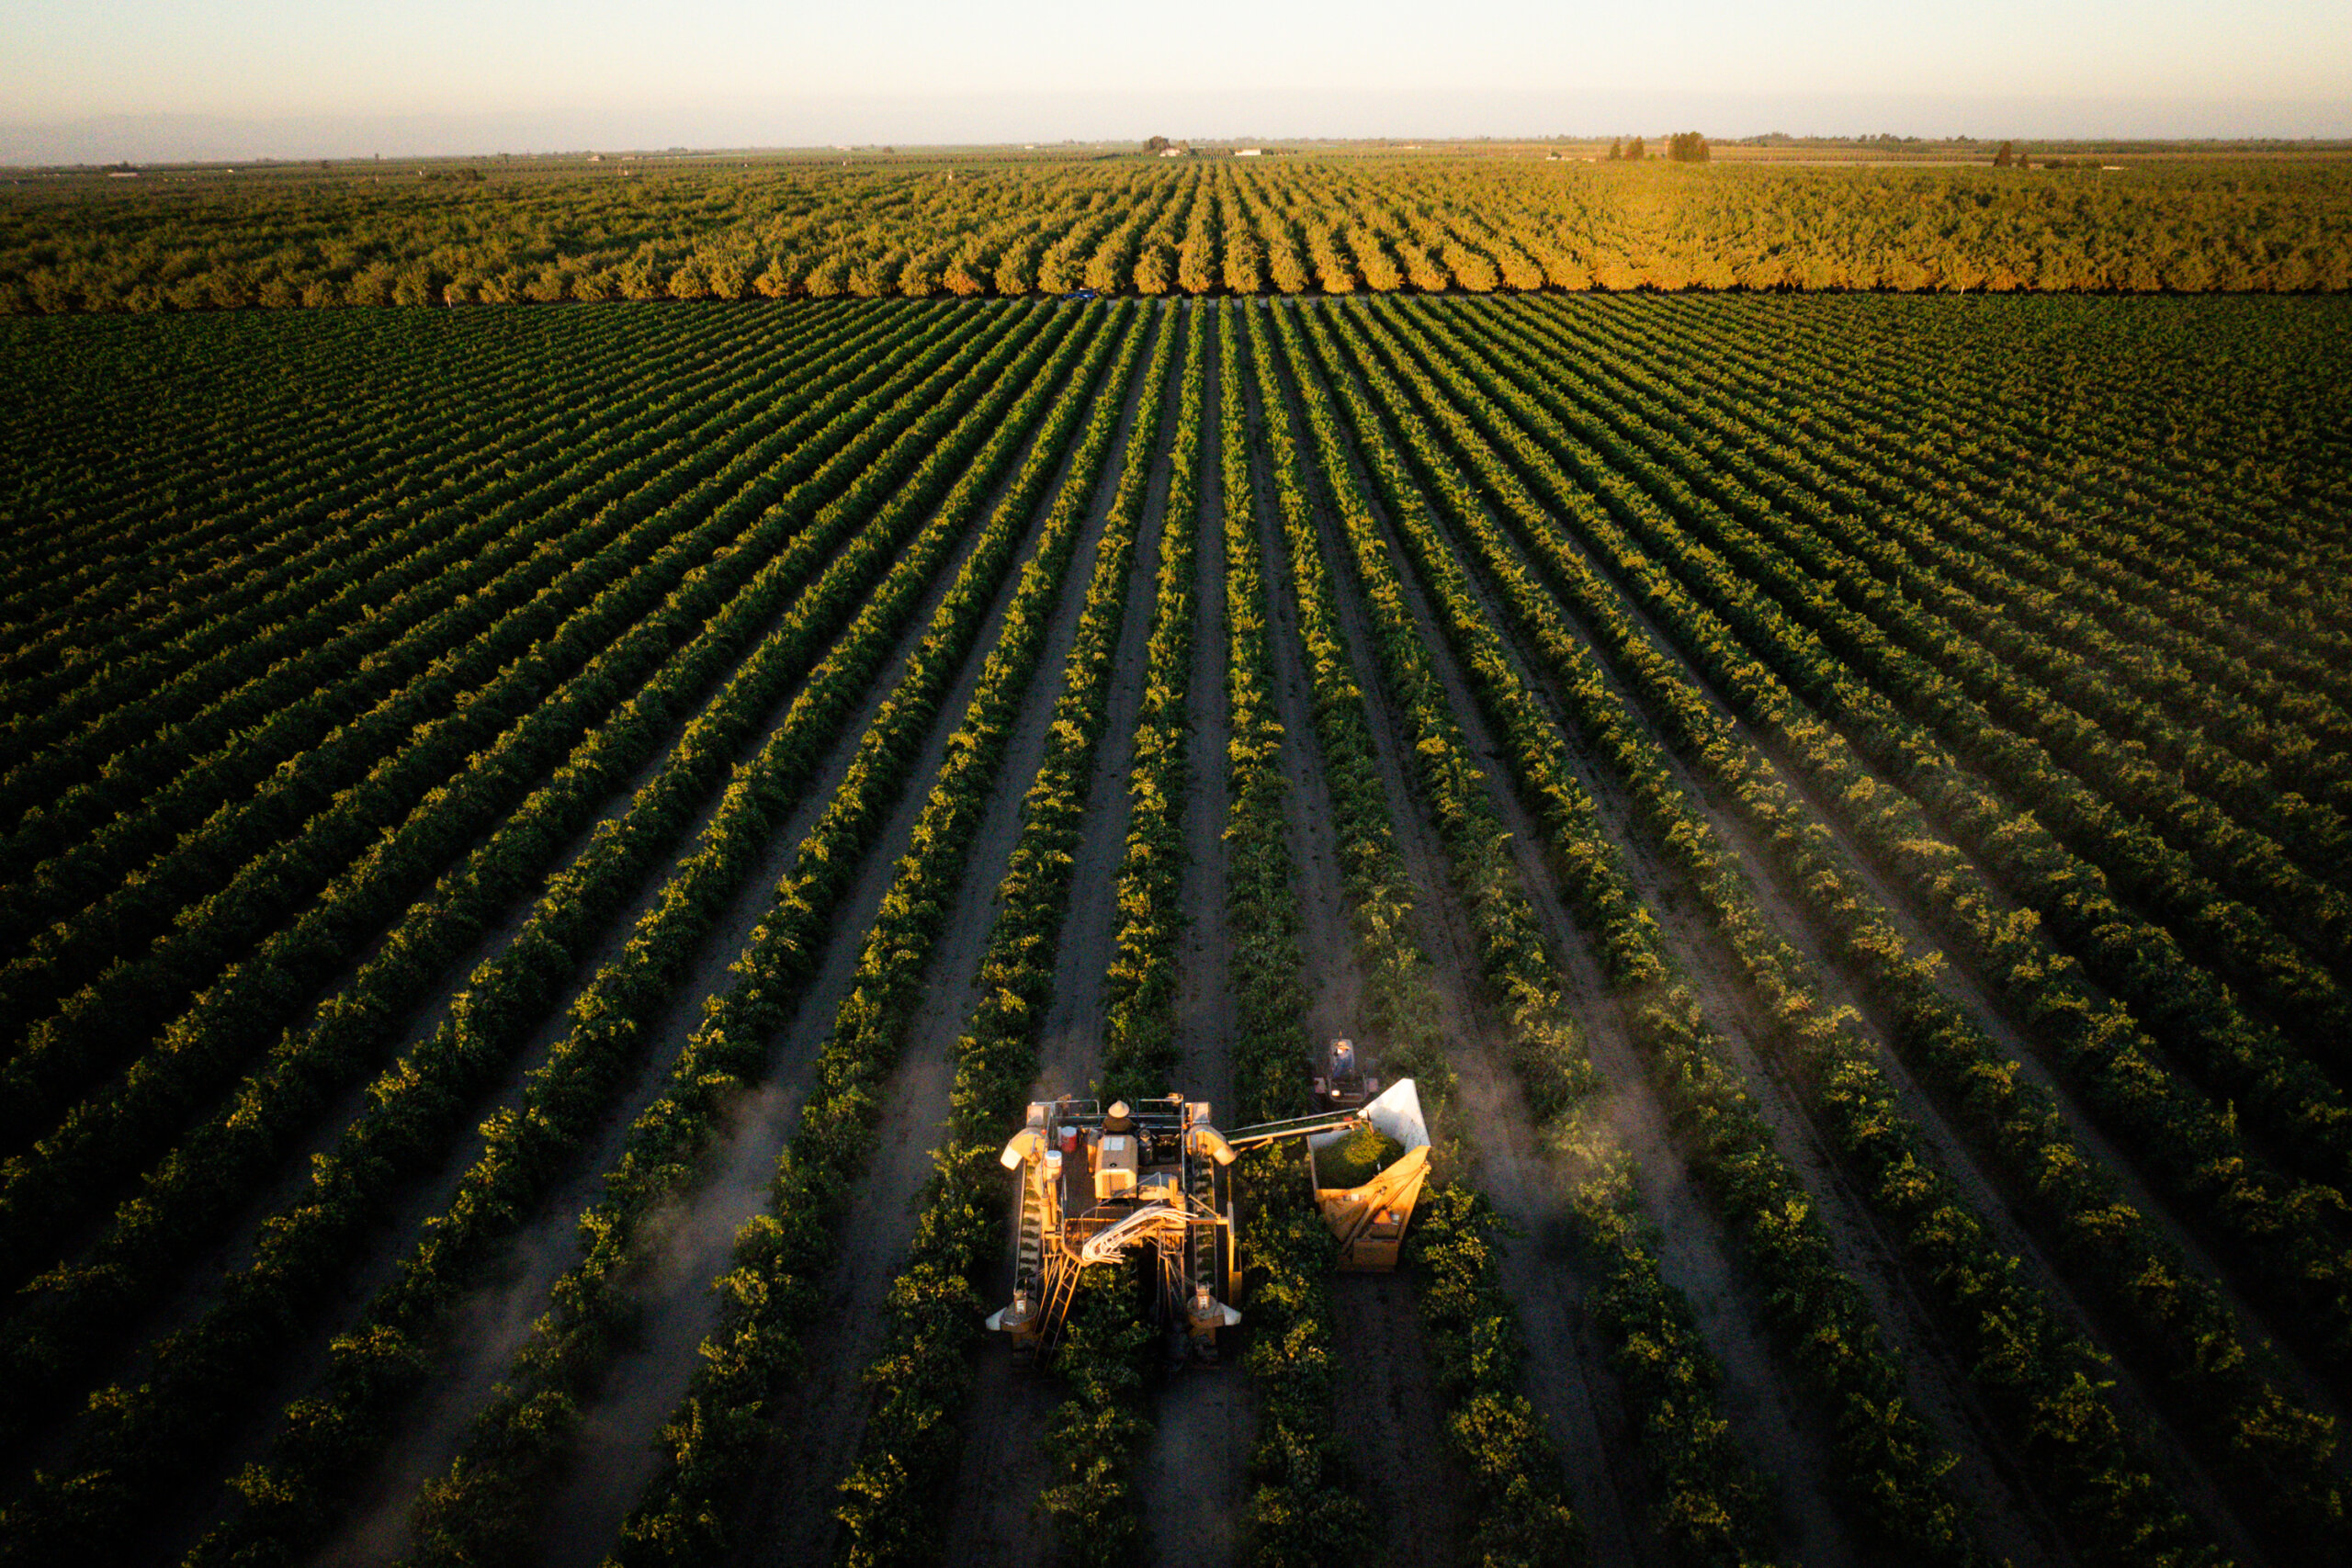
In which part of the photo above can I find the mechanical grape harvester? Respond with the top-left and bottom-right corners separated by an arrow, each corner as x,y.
988,1043 -> 1429,1361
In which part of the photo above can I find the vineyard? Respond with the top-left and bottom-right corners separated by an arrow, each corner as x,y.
1,289 -> 2349,1568
6,154 -> 2352,315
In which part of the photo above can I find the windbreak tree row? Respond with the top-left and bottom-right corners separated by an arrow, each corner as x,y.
7,155 -> 2352,314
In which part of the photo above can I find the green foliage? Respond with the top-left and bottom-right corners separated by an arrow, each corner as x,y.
1316,1122 -> 1405,1188
3,288 -> 2346,1567
7,155 -> 2347,312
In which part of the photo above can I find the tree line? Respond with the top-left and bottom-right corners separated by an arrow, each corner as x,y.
1,154 -> 2346,316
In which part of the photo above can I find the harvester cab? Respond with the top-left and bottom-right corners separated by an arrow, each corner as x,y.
989,1057 -> 1430,1361
1313,1036 -> 1380,1110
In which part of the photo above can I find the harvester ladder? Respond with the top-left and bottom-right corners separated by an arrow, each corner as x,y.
1188,1146 -> 1218,1303
1014,1161 -> 1047,1297
1035,1255 -> 1080,1354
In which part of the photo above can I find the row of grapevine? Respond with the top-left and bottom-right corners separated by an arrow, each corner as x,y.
0,300 -> 974,1089
1681,298 -> 2352,723
1519,313 -> 2352,1051
1303,296 -> 2239,1562
605,302 -> 1154,1566
1490,299 -> 2352,1167
1029,304 -> 1208,1559
1212,299 -> 1384,1563
0,299 -> 1080,1565
1245,300 -> 1584,1567
0,305 -> 698,693
1697,294 -> 2352,610
391,300 -> 1125,1567
1422,297 -> 2352,1372
0,301 -> 870,842
1546,301 -> 2352,905
169,298 -> 1104,1568
1582,298 -> 2352,815
1272,301 -> 1784,1566
828,301 -> 1182,1567
0,301 -> 1024,1317
1279,294 -> 1997,1560
1350,298 -> 2340,1555
0,305 -> 634,618
1,292 -> 2342,1567
1019,309 -> 1213,1562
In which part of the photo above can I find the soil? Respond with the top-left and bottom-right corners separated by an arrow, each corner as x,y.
18,296 -> 2335,1568
1412,299 -> 2316,1558
737,304 -> 1170,1568
1273,305 -> 1906,1565
4,305 -> 973,1482
943,303 -> 1182,1567
1239,334 -> 1472,1565
1141,1371 -> 1254,1568
315,372 -> 1073,1568
1312,311 -> 2122,1563
77,305 -> 1062,1568
1139,317 -> 1257,1568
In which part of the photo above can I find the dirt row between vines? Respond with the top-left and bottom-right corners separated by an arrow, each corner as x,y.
942,306 -> 1187,1568
1139,317 -> 1252,1568
1280,305 -> 2098,1565
1298,307 -> 2293,1565
36,303 -> 1069,1567
1510,299 -> 2352,1296
1238,340 -> 1471,1564
731,306 -> 1172,1568
1384,307 -> 2326,1559
12,307 -> 961,1482
75,403 -> 1016,1565
1296,314 -> 2091,1564
288,308 -> 1111,1568
527,310 -> 1165,1568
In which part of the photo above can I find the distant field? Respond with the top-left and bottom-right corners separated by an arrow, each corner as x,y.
5,155 -> 2351,312
1,291 -> 2347,1568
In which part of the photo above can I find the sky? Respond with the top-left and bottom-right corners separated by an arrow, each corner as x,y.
5,0 -> 2348,162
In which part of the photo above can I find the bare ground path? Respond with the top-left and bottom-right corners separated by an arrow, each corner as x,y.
78,333 -> 1080,1566
738,306 -> 1169,1568
1382,302 -> 2314,1559
944,303 -> 1184,1568
1288,308 -> 2083,1564
12,473 -> 867,1497
1260,320 -> 1660,1568
1241,331 -> 1470,1566
305,310 -> 1104,1568
1141,313 -> 1253,1568
529,315 -> 1139,1568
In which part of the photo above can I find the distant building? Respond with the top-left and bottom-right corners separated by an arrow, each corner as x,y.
1159,145 -> 1186,156
1237,148 -> 1262,157
588,153 -> 605,163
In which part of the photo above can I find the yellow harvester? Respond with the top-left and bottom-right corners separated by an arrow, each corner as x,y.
988,1061 -> 1430,1361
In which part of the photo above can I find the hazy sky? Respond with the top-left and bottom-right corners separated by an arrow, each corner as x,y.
6,0 -> 2348,160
